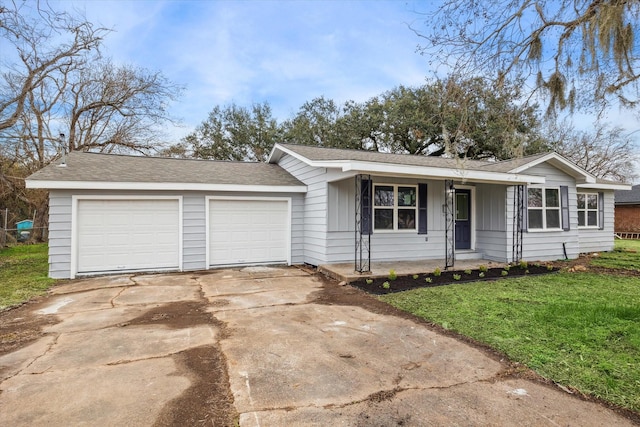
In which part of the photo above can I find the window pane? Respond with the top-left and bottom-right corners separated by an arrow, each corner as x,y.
374,186 -> 394,206
545,189 -> 559,207
587,194 -> 598,210
578,211 -> 585,226
588,211 -> 598,226
528,210 -> 543,229
528,188 -> 542,207
398,209 -> 416,229
456,193 -> 469,221
398,187 -> 416,207
374,209 -> 393,229
546,210 -> 560,228
577,193 -> 585,209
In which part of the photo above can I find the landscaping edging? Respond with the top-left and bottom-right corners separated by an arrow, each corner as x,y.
351,264 -> 559,295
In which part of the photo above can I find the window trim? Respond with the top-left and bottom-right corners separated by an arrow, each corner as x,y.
372,184 -> 418,232
527,186 -> 562,231
577,192 -> 599,229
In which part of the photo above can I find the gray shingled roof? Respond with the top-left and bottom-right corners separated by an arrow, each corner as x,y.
27,152 -> 304,187
615,184 -> 640,204
278,143 -> 548,173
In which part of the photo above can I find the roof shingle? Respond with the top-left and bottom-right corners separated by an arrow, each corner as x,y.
27,152 -> 304,187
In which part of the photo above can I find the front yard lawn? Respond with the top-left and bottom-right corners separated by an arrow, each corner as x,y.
0,244 -> 55,310
591,239 -> 640,270
381,271 -> 640,413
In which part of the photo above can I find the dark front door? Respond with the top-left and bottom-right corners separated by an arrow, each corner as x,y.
455,189 -> 471,250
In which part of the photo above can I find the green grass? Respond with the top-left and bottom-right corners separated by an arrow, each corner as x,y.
591,240 -> 640,270
0,244 -> 55,310
381,272 -> 640,412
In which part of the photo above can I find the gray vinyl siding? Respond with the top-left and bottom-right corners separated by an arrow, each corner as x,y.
45,189 -> 304,278
325,177 -> 447,264
475,184 -> 508,262
183,195 -> 206,271
519,163 -> 580,261
48,191 -> 73,279
578,190 -> 615,253
277,154 -> 328,265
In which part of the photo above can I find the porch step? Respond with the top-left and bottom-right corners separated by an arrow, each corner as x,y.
455,250 -> 484,261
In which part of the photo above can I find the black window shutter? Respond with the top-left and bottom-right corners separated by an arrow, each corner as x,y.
418,183 -> 428,234
560,185 -> 570,231
598,192 -> 604,230
361,179 -> 372,235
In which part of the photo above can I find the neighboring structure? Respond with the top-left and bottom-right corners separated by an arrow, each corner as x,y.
26,143 -> 630,279
614,184 -> 640,234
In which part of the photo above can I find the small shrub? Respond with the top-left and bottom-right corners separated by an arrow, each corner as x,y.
453,274 -> 461,281
504,264 -> 511,271
382,281 -> 391,289
433,268 -> 442,277
519,260 -> 528,269
463,269 -> 472,275
525,269 -> 530,274
478,272 -> 485,278
412,274 -> 419,280
478,264 -> 488,273
425,277 -> 433,283
547,264 -> 554,271
501,270 -> 508,276
388,269 -> 398,281
365,279 -> 373,285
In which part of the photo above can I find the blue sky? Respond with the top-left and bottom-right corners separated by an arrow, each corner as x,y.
54,0 -> 432,140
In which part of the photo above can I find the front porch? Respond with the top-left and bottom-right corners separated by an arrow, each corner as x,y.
319,258 -> 506,284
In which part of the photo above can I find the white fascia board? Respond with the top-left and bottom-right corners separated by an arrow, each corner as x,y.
268,144 -> 349,168
577,182 -> 632,191
341,161 -> 545,184
25,180 -> 307,193
509,153 -> 596,183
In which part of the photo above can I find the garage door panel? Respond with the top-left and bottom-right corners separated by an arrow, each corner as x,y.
77,199 -> 180,274
209,199 -> 289,266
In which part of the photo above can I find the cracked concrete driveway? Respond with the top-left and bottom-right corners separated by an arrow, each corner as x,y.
0,266 -> 636,426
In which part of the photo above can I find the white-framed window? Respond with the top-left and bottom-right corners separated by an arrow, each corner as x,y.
527,187 -> 561,230
577,192 -> 599,227
373,184 -> 417,231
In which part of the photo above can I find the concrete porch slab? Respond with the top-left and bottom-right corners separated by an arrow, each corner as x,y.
319,259 -> 506,283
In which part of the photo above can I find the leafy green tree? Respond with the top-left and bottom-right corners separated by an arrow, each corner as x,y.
178,102 -> 281,161
415,1 -> 640,116
282,97 -> 347,148
369,77 -> 546,159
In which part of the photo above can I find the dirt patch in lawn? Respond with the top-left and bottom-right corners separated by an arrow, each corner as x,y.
0,297 -> 58,355
350,264 -> 559,295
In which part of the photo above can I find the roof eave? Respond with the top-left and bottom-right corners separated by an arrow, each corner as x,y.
577,182 -> 632,191
25,180 -> 308,193
342,161 -> 545,184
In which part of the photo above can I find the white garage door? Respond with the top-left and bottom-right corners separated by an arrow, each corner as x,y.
77,199 -> 180,274
209,199 -> 289,266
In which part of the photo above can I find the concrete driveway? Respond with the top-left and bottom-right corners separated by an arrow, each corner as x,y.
0,267 -> 635,426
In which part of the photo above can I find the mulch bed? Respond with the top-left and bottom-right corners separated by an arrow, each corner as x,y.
351,264 -> 559,295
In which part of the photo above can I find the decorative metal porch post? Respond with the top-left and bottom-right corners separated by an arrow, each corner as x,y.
444,180 -> 455,270
512,185 -> 524,263
355,174 -> 371,273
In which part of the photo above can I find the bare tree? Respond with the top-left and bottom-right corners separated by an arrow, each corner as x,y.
0,1 -> 183,240
414,1 -> 640,116
545,121 -> 638,182
0,1 -> 108,131
64,60 -> 182,154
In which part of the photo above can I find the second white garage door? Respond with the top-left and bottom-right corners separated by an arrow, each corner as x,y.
208,199 -> 289,266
